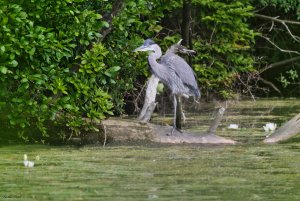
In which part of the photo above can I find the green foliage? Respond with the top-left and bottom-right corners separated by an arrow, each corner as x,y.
0,1 -> 112,141
190,0 -> 257,96
278,69 -> 299,88
0,0 -> 260,142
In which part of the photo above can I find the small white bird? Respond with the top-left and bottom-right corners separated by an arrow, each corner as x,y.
228,124 -> 239,129
23,154 -> 34,168
263,123 -> 277,132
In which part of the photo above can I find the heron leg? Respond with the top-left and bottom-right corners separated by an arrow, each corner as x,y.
176,95 -> 183,132
170,95 -> 177,135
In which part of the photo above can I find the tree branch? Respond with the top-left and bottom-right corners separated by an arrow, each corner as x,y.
254,13 -> 300,26
260,35 -> 300,55
255,13 -> 300,44
259,56 -> 300,73
237,74 -> 256,100
258,77 -> 281,94
281,22 -> 300,43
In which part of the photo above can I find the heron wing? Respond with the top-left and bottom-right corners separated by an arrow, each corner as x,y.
160,53 -> 199,95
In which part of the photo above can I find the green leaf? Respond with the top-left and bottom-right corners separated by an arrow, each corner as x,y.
0,46 -> 5,53
10,60 -> 18,67
101,21 -> 109,28
149,24 -> 162,33
21,78 -> 28,83
61,96 -> 71,102
109,66 -> 121,72
64,104 -> 73,110
0,66 -> 7,74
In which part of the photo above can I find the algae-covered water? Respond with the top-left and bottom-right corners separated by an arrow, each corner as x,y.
1,99 -> 300,201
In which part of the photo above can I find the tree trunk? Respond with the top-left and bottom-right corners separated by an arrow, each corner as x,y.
138,75 -> 160,122
264,113 -> 300,144
178,0 -> 193,129
181,0 -> 192,47
181,0 -> 193,65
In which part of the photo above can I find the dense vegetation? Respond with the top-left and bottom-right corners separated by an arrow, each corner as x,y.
252,0 -> 300,96
0,0 -> 299,142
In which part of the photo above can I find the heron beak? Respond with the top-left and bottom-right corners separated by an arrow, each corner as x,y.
185,49 -> 196,55
180,47 -> 196,56
133,45 -> 147,52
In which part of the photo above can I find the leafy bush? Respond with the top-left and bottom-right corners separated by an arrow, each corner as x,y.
0,1 -> 113,140
190,0 -> 257,98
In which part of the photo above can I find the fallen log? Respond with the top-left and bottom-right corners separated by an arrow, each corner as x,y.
264,113 -> 300,144
208,107 -> 226,134
100,118 -> 235,144
79,107 -> 234,145
74,106 -> 235,145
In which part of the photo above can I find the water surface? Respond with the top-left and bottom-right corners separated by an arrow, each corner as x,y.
1,144 -> 300,200
1,99 -> 300,200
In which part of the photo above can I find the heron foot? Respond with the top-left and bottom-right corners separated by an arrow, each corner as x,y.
166,127 -> 182,136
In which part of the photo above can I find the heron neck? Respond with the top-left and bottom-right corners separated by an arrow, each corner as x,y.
147,45 -> 166,78
148,44 -> 162,60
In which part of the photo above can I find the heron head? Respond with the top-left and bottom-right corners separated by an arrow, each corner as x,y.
133,39 -> 157,52
166,39 -> 196,56
175,39 -> 196,55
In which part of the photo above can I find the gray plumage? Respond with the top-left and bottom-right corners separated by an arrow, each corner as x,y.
134,39 -> 200,134
160,41 -> 200,98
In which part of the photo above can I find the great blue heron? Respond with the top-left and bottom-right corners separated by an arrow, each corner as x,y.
164,39 -> 196,56
134,39 -> 200,134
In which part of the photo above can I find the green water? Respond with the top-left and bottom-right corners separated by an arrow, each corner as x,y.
1,144 -> 300,200
1,99 -> 300,200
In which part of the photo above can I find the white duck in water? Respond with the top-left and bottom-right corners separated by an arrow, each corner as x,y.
23,154 -> 34,168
